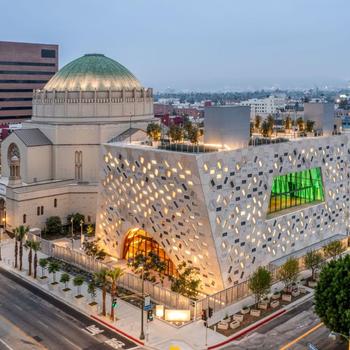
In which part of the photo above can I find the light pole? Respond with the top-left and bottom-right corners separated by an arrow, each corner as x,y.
0,227 -> 3,262
80,219 -> 84,248
139,266 -> 145,340
70,217 -> 74,250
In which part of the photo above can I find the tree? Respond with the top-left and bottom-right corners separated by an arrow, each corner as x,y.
278,258 -> 299,292
67,213 -> 85,233
31,241 -> 40,279
170,262 -> 201,299
60,273 -> 70,290
187,126 -> 200,144
45,216 -> 62,236
254,115 -> 262,131
88,280 -> 97,304
248,267 -> 272,304
305,120 -> 315,133
24,240 -> 33,276
39,258 -> 48,278
108,267 -> 124,320
267,114 -> 274,130
129,251 -> 166,283
48,260 -> 60,283
86,224 -> 95,237
94,268 -> 109,316
323,241 -> 346,260
296,117 -> 305,131
314,255 -> 350,337
82,239 -> 107,260
284,116 -> 292,130
168,124 -> 183,143
14,225 -> 29,271
146,122 -> 161,142
304,250 -> 323,281
261,120 -> 272,137
73,275 -> 85,296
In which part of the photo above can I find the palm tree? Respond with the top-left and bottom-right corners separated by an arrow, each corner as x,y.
32,241 -> 41,279
48,260 -> 60,283
24,240 -> 33,276
14,227 -> 19,269
15,225 -> 29,271
94,268 -> 109,316
108,267 -> 124,320
39,258 -> 48,278
73,275 -> 85,297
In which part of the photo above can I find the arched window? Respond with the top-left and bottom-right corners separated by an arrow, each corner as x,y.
75,151 -> 83,181
54,198 -> 57,208
23,214 -> 26,224
8,143 -> 20,180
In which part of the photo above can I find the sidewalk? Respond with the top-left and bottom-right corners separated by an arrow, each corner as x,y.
0,239 -> 326,350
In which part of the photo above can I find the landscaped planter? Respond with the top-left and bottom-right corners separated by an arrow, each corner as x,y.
240,307 -> 250,315
282,294 -> 292,302
87,302 -> 98,314
291,290 -> 300,297
270,300 -> 279,308
74,295 -> 84,305
60,288 -> 72,297
230,320 -> 240,329
38,276 -> 48,285
271,292 -> 281,300
308,280 -> 317,288
258,302 -> 268,310
299,286 -> 307,294
250,309 -> 261,317
49,282 -> 59,291
233,314 -> 244,322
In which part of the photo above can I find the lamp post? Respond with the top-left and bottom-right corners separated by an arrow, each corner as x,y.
80,219 -> 84,248
139,266 -> 145,340
0,216 -> 6,262
70,217 -> 74,250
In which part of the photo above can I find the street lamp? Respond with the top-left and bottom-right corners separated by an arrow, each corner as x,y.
80,219 -> 84,248
0,216 -> 6,262
70,217 -> 74,250
139,265 -> 145,340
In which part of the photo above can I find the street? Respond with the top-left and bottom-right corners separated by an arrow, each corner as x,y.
223,298 -> 347,350
0,267 -> 140,350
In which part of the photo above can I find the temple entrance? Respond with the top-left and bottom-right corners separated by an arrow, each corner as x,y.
123,228 -> 177,276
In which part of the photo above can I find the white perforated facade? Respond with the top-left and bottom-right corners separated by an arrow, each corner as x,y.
96,135 -> 349,293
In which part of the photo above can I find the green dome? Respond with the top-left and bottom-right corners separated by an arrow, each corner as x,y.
44,54 -> 142,91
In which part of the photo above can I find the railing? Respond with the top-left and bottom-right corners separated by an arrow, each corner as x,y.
24,232 -> 252,319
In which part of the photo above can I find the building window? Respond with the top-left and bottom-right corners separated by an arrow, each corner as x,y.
268,167 -> 324,215
37,206 -> 40,216
41,49 -> 56,58
87,216 -> 91,222
41,206 -> 44,215
54,198 -> 57,208
75,151 -> 83,181
23,214 -> 26,224
123,228 -> 177,277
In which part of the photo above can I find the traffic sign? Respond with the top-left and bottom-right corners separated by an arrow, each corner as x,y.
144,304 -> 152,311
144,295 -> 151,307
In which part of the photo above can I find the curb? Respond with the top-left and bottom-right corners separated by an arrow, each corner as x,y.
208,309 -> 286,350
91,315 -> 145,346
0,262 -> 144,347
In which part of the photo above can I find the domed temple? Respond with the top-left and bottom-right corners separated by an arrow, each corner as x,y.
0,54 -> 154,231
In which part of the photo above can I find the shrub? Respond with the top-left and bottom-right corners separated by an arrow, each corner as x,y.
45,216 -> 62,236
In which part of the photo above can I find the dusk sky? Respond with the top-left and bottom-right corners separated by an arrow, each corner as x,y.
2,0 -> 349,91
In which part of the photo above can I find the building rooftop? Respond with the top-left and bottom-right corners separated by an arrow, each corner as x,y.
43,53 -> 142,91
13,128 -> 52,147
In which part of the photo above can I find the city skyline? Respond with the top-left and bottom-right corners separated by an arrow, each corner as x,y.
1,0 -> 350,91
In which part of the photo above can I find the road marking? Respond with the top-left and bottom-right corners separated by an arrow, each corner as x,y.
279,322 -> 324,350
62,336 -> 82,350
37,320 -> 49,328
105,338 -> 126,349
0,338 -> 15,350
84,324 -> 104,336
13,304 -> 23,311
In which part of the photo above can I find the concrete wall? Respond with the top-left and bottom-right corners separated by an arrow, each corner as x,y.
204,106 -> 250,150
304,102 -> 335,136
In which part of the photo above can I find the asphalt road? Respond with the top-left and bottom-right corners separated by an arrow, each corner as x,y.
223,297 -> 347,350
0,267 -> 140,350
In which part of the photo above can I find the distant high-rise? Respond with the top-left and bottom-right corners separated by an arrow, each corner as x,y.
0,41 -> 58,123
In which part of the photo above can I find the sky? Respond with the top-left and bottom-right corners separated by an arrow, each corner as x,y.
1,0 -> 350,91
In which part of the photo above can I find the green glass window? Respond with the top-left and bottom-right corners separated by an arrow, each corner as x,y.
268,167 -> 324,214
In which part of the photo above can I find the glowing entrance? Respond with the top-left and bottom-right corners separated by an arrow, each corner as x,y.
123,228 -> 177,276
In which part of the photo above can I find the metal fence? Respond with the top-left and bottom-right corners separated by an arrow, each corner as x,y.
194,280 -> 250,317
25,232 -> 252,319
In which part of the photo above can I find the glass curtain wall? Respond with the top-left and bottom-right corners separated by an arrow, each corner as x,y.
268,167 -> 324,214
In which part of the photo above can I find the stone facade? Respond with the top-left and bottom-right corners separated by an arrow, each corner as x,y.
97,135 -> 349,293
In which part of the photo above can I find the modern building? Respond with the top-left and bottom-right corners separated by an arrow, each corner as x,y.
304,102 -> 335,136
0,41 -> 58,123
241,95 -> 286,119
0,53 -> 154,230
97,130 -> 349,294
204,106 -> 250,150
